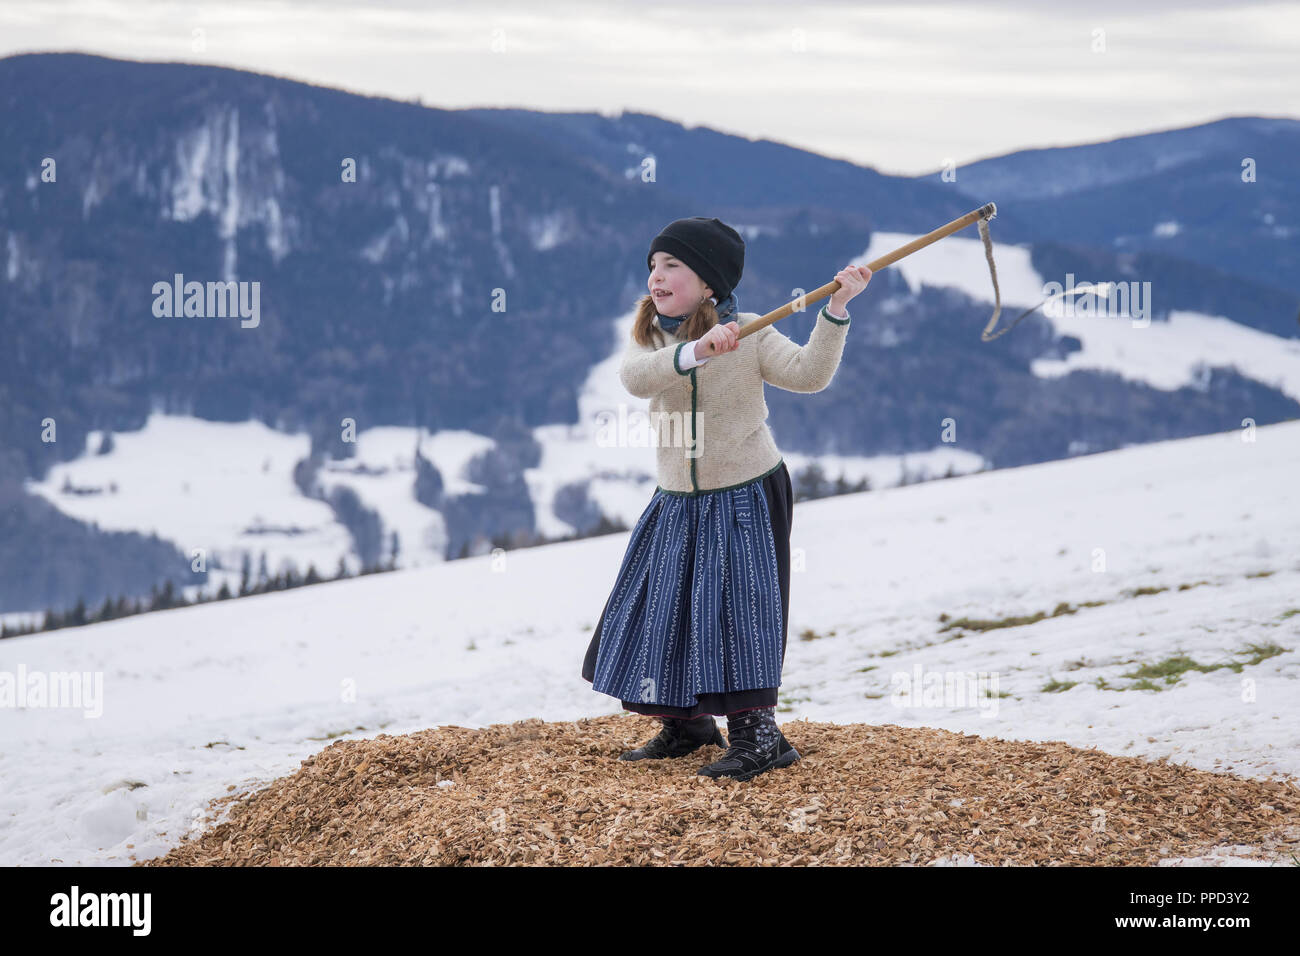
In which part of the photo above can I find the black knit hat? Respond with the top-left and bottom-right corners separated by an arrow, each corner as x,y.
647,217 -> 745,301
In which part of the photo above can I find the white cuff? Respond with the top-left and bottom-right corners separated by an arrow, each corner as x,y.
679,339 -> 711,368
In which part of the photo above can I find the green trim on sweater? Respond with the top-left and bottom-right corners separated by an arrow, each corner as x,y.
819,304 -> 851,326
672,341 -> 692,375
689,367 -> 699,492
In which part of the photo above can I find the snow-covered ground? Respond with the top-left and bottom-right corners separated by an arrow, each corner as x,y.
2,418 -> 1297,866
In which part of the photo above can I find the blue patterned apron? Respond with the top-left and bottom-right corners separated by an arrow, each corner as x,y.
589,464 -> 786,710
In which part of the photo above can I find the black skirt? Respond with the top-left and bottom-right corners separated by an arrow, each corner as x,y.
580,459 -> 794,718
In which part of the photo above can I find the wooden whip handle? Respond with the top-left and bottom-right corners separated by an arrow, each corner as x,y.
734,202 -> 996,341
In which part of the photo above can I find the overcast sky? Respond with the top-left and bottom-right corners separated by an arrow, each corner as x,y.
3,0 -> 1296,175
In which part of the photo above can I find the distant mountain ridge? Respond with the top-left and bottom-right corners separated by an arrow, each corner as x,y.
910,116 -> 1300,298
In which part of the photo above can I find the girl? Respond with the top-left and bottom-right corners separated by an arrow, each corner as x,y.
580,216 -> 871,781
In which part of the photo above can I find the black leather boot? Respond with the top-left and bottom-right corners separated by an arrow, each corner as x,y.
619,714 -> 726,761
697,708 -> 800,780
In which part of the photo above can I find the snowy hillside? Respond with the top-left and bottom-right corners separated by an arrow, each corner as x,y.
16,418 -> 495,606
2,417 -> 1297,866
863,230 -> 1300,400
25,224 -> 1300,620
19,283 -> 995,616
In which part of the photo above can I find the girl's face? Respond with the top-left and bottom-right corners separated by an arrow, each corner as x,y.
648,252 -> 712,317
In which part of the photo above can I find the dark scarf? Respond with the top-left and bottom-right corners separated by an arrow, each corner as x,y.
656,292 -> 738,335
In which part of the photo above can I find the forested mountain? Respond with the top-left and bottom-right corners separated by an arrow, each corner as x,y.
2,52 -> 1296,615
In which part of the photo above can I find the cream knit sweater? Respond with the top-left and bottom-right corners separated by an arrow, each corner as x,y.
619,303 -> 852,495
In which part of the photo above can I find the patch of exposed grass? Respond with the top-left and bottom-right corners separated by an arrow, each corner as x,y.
307,725 -> 368,741
1177,580 -> 1211,591
856,665 -> 879,673
799,627 -> 837,642
1123,586 -> 1168,598
1124,654 -> 1211,681
941,610 -> 1049,633
1236,642 -> 1288,668
1104,642 -> 1290,692
777,692 -> 813,713
1041,678 -> 1077,693
1246,570 -> 1275,579
1279,608 -> 1300,621
939,599 -> 1106,635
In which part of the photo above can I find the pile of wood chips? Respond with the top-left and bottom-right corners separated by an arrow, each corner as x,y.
142,715 -> 1300,866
